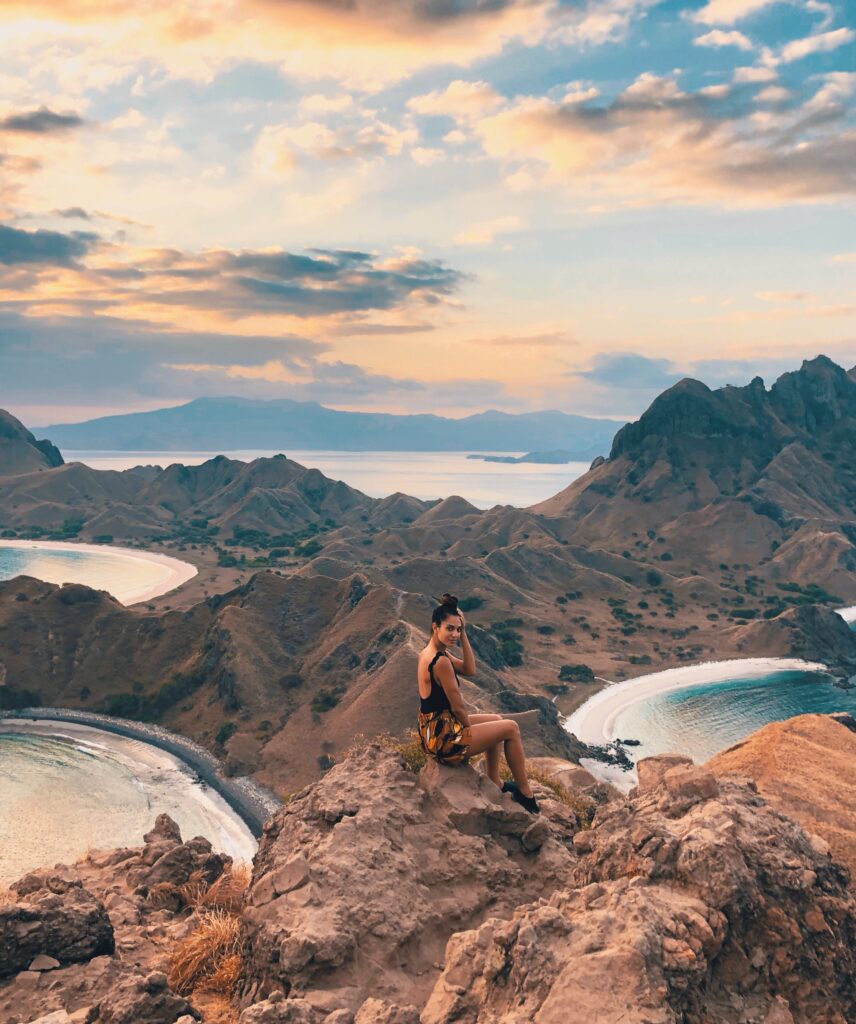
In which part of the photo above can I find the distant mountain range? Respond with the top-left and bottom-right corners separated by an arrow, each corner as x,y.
35,397 -> 623,455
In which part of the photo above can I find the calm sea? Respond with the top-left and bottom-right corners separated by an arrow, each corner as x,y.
64,450 -> 591,509
609,668 -> 856,764
0,723 -> 256,886
0,545 -> 175,604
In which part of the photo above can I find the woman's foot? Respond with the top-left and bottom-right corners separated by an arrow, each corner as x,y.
502,780 -> 540,813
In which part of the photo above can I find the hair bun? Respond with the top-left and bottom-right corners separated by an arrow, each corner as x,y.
439,593 -> 459,609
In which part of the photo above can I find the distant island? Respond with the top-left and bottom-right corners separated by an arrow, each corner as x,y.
36,397 -> 624,455
467,449 -> 591,465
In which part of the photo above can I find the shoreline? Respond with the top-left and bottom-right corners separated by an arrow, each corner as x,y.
565,656 -> 830,748
0,708 -> 280,838
0,538 -> 198,605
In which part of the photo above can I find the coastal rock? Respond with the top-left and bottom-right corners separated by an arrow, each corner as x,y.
238,996 -> 323,1023
239,744 -> 578,1012
0,887 -> 114,979
423,760 -> 856,1023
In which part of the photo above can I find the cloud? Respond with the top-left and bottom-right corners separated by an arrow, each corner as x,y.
0,0 -> 560,90
453,215 -> 523,245
755,86 -> 791,103
471,70 -> 856,207
732,65 -> 777,83
253,116 -> 417,174
0,223 -> 97,265
755,290 -> 807,302
408,80 -> 503,119
575,352 -> 683,389
694,29 -> 753,50
0,230 -> 467,337
692,0 -> 778,26
0,307 -> 509,415
0,107 -> 85,134
779,27 -> 855,63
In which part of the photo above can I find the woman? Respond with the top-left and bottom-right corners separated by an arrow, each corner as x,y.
417,593 -> 539,814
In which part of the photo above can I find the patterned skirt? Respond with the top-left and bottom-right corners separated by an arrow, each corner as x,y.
417,709 -> 471,765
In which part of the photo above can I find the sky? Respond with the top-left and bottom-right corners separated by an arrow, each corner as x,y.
0,0 -> 854,426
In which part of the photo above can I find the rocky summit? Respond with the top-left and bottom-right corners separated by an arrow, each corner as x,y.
2,716 -> 856,1024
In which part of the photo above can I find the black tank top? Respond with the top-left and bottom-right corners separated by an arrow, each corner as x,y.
420,651 -> 456,713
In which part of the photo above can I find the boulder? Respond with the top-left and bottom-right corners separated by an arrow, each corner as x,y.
353,999 -> 419,1024
89,970 -> 197,1024
0,887 -> 114,979
239,744 -> 579,1012
423,770 -> 856,1023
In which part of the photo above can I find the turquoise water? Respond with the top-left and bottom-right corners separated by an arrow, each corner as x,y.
0,544 -> 177,604
610,669 -> 856,763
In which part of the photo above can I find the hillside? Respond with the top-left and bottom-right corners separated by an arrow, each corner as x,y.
0,573 -> 584,791
0,409 -> 63,477
707,712 -> 856,874
37,396 -> 623,455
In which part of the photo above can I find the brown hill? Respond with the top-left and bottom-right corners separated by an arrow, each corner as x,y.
0,573 -> 584,792
0,409 -> 63,477
707,713 -> 856,874
533,355 -> 856,595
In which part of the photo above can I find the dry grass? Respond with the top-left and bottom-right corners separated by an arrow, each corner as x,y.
192,991 -> 240,1024
494,761 -> 596,828
167,909 -> 244,996
180,864 -> 252,914
348,730 -> 428,773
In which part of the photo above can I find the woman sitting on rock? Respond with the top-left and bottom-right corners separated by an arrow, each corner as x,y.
417,593 -> 539,813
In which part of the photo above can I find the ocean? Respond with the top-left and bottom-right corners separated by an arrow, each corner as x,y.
608,668 -> 856,765
0,722 -> 256,886
0,542 -> 195,605
63,449 -> 591,509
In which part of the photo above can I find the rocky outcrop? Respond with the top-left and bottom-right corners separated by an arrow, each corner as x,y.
0,884 -> 114,979
0,816 -> 228,1024
239,744 -> 580,1014
422,755 -> 856,1024
708,713 -> 856,876
88,970 -> 197,1024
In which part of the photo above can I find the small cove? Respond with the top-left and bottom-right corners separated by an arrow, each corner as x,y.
0,720 -> 259,887
0,540 -> 197,605
570,607 -> 856,791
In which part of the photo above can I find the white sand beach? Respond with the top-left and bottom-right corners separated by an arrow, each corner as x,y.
0,539 -> 197,605
0,719 -> 256,885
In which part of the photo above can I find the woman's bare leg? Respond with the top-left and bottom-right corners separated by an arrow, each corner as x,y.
469,714 -> 502,785
467,720 -> 533,796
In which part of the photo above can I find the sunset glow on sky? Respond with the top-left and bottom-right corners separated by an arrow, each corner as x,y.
1,0 -> 854,424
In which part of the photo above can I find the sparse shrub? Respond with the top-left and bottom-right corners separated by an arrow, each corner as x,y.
646,569 -> 662,587
558,663 -> 595,683
310,687 -> 342,714
215,722 -> 237,747
458,596 -> 484,612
